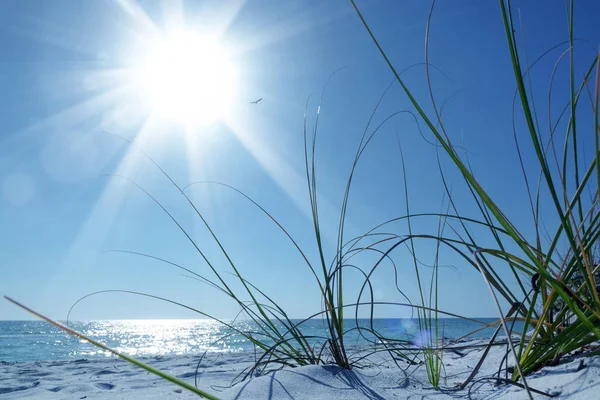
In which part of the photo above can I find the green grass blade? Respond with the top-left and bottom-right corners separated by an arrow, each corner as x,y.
4,296 -> 220,400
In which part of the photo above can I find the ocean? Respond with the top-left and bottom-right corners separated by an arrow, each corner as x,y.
0,318 -> 524,362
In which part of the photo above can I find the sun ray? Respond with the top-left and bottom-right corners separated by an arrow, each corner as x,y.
52,115 -> 162,285
234,3 -> 350,55
224,114 -> 344,243
116,0 -> 162,36
1,83 -> 136,152
193,0 -> 247,39
160,0 -> 185,32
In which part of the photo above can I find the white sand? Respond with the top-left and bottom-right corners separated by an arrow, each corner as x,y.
1,341 -> 599,399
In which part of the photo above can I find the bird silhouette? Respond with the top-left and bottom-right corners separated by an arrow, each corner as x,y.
249,98 -> 263,104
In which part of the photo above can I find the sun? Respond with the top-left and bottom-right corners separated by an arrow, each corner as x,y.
133,30 -> 237,127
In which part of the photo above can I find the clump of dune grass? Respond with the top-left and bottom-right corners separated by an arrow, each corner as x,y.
5,54 -> 512,393
5,70 -> 522,398
352,0 -> 600,391
5,69 -> 450,396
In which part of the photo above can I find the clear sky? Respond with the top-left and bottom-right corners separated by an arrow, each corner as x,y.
1,0 -> 599,321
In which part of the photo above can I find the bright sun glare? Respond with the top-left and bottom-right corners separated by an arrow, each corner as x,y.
134,30 -> 236,126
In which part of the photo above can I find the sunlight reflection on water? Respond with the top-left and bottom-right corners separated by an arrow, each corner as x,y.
75,319 -> 248,357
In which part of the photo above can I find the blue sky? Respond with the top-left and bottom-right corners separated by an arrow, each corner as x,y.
1,0 -> 599,321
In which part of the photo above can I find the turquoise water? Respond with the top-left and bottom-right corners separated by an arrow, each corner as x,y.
0,318 -> 523,362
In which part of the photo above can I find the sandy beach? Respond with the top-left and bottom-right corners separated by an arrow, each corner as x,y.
1,340 -> 599,399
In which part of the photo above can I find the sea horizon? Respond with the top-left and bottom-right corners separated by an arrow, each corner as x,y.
0,316 -> 502,322
1,318 -> 524,363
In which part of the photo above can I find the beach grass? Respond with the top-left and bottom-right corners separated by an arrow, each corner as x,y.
5,0 -> 600,398
352,0 -> 600,385
4,67 -> 441,395
4,81 -> 448,396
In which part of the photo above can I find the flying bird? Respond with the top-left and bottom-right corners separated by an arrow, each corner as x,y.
249,98 -> 263,104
